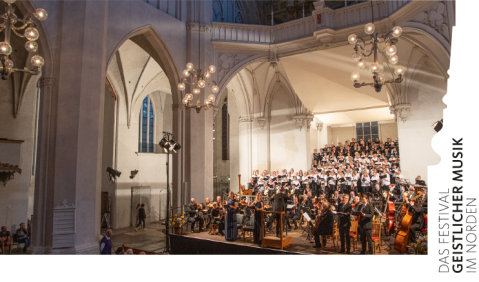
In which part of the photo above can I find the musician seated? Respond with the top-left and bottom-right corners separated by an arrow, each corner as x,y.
187,198 -> 204,233
404,196 -> 425,246
313,202 -> 334,249
210,202 -> 225,236
203,198 -> 213,227
248,178 -> 256,193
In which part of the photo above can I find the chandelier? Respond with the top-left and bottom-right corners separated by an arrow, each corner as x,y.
348,20 -> 406,92
179,62 -> 219,113
0,0 -> 48,80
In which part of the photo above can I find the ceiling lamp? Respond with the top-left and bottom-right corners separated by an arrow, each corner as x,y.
0,0 -> 48,80
348,3 -> 405,92
179,5 -> 218,113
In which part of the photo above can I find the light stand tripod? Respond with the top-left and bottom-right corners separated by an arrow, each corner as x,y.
159,132 -> 181,254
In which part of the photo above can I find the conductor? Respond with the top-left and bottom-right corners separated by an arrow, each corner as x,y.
266,188 -> 291,237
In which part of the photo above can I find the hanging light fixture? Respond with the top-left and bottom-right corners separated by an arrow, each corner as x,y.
179,4 -> 218,113
348,1 -> 405,92
0,0 -> 48,80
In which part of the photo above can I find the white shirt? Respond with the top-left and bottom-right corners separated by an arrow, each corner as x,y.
361,175 -> 371,186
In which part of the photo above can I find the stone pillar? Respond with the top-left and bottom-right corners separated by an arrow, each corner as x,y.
184,1 -> 214,201
29,1 -> 108,254
238,117 -> 253,189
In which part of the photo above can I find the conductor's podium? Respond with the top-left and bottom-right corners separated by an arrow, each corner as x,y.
261,211 -> 292,250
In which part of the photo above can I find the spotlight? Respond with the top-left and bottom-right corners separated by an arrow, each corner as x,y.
432,119 -> 443,132
106,167 -> 121,181
169,139 -> 182,153
159,137 -> 170,153
130,170 -> 139,179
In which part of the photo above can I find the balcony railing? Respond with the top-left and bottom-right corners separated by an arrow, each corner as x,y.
212,0 -> 411,44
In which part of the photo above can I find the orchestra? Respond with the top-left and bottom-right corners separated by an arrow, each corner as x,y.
184,138 -> 427,254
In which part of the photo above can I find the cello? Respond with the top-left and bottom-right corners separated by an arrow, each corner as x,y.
394,191 -> 422,253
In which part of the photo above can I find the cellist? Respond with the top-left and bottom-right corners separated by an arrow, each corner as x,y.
312,202 -> 334,249
404,193 -> 425,246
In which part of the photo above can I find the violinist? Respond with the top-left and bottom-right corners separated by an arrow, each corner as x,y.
187,198 -> 204,233
356,194 -> 374,254
313,202 -> 334,249
203,198 -> 213,228
210,202 -> 225,236
289,197 -> 301,230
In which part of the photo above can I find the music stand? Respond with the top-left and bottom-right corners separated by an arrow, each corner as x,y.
302,213 -> 314,243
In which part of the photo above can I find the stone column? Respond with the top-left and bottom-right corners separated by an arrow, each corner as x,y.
237,117 -> 253,189
29,1 -> 109,254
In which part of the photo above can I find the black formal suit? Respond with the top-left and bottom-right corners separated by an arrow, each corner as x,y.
408,203 -> 425,243
289,204 -> 301,228
314,209 -> 334,247
337,202 -> 352,252
211,208 -> 224,235
248,182 -> 256,193
357,203 -> 374,254
267,193 -> 291,234
187,203 -> 203,232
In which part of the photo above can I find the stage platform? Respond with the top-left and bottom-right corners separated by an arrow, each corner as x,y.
170,226 -> 401,255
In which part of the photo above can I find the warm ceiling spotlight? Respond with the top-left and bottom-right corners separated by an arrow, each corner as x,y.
432,119 -> 443,132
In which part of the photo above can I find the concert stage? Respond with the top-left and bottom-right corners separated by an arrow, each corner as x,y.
169,227 -> 400,255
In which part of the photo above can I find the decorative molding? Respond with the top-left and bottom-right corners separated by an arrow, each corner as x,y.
409,1 -> 450,42
257,117 -> 267,130
389,103 -> 411,123
211,106 -> 219,118
38,77 -> 56,88
238,116 -> 253,123
218,53 -> 253,82
0,162 -> 22,186
315,117 -> 324,132
269,45 -> 278,67
292,114 -> 314,131
186,23 -> 213,34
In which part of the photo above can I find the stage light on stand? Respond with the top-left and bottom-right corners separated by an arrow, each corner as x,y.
432,119 -> 443,132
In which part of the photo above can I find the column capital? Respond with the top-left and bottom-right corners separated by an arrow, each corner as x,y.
389,103 -> 411,123
238,116 -> 253,123
38,77 -> 56,88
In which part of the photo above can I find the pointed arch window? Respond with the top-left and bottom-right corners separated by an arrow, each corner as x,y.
139,95 -> 154,153
222,98 -> 229,160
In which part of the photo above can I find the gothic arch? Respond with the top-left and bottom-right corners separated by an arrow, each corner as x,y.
106,26 -> 181,105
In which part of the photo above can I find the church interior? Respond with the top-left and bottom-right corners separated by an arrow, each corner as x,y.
0,0 -> 452,255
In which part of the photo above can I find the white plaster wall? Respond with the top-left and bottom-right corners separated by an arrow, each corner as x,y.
330,125 -> 356,144
0,77 -> 38,232
269,88 -> 308,172
112,90 -> 172,229
379,121 -> 398,141
397,62 -> 446,183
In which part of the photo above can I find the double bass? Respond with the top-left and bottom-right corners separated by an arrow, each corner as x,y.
384,193 -> 396,235
394,191 -> 422,253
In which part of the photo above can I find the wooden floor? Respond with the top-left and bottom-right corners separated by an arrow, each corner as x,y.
181,224 -> 405,255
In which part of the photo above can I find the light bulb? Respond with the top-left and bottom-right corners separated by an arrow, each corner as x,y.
205,99 -> 212,105
183,69 -> 190,77
377,73 -> 385,82
357,60 -> 366,69
388,55 -> 399,65
211,85 -> 219,93
0,42 -> 12,55
392,26 -> 402,38
208,94 -> 215,102
386,44 -> 397,56
394,65 -> 406,76
186,62 -> 194,70
348,34 -> 357,45
193,87 -> 200,94
25,41 -> 38,52
34,8 -> 48,21
182,98 -> 189,105
369,62 -> 379,73
204,71 -> 210,78
185,93 -> 193,100
208,65 -> 216,73
31,55 -> 44,67
350,72 -> 360,82
4,0 -> 16,4
25,27 -> 39,41
4,59 -> 13,68
177,82 -> 185,91
352,52 -> 362,62
198,79 -> 206,88
364,23 -> 375,35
